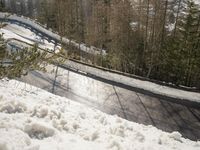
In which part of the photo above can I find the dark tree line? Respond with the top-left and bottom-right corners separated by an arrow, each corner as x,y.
1,0 -> 200,88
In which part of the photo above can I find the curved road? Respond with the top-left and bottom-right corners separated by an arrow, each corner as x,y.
0,12 -> 105,55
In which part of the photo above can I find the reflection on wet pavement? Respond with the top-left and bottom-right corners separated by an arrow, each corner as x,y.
20,65 -> 200,141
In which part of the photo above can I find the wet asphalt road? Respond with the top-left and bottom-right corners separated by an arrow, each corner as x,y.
19,65 -> 200,141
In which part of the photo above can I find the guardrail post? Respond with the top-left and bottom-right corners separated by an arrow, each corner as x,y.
52,65 -> 59,94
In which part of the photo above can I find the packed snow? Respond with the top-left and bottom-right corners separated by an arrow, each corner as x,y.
0,79 -> 199,150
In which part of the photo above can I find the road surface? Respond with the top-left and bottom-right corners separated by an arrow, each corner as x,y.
19,65 -> 200,141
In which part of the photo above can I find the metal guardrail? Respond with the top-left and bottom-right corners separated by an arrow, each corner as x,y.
1,13 -> 199,92
0,12 -> 106,55
6,38 -> 199,92
5,38 -> 200,109
59,62 -> 200,109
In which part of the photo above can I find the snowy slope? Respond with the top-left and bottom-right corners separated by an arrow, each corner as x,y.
0,79 -> 199,150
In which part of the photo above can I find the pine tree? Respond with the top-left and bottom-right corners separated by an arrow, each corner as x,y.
0,33 -> 65,79
177,0 -> 200,86
164,0 -> 200,86
0,34 -> 6,60
0,0 -> 5,12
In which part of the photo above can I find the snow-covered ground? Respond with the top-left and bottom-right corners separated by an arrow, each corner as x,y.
0,79 -> 199,150
0,9 -> 199,149
0,23 -> 61,51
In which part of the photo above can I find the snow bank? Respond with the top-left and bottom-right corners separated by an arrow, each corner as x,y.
0,79 -> 199,150
0,128 -> 32,150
